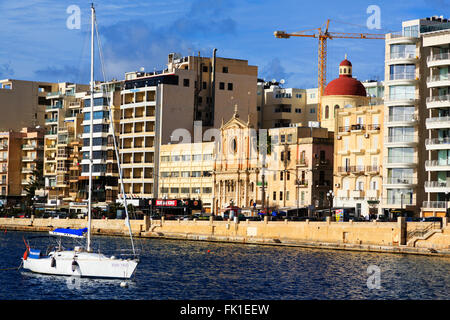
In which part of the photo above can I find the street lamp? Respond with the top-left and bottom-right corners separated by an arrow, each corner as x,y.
326,190 -> 334,218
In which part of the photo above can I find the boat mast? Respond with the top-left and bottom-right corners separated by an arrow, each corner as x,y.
87,3 -> 95,252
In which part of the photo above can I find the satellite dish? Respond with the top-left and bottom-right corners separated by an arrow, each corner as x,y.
280,79 -> 285,84
271,79 -> 276,83
139,67 -> 145,72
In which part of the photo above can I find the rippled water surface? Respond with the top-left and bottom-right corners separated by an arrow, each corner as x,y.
0,231 -> 449,300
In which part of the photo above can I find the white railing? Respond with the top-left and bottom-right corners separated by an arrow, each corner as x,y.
386,177 -> 416,184
426,94 -> 450,104
423,201 -> 446,208
387,135 -> 416,143
389,72 -> 417,81
425,160 -> 450,167
390,52 -> 416,60
425,137 -> 450,146
426,116 -> 450,124
427,74 -> 450,82
425,181 -> 450,188
388,114 -> 417,122
427,52 -> 450,62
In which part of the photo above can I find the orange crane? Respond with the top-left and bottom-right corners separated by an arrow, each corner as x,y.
274,19 -> 385,122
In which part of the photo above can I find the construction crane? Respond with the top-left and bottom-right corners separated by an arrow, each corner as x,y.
274,19 -> 385,122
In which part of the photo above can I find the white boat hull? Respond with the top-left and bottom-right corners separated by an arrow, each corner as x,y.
23,251 -> 138,279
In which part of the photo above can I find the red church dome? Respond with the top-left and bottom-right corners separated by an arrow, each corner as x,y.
324,57 -> 367,97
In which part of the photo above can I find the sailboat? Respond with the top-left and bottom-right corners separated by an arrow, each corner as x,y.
22,4 -> 139,279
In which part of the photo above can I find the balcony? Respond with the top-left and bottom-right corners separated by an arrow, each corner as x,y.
22,144 -> 38,150
385,94 -> 418,106
424,181 -> 450,193
425,137 -> 450,150
350,124 -> 365,132
21,167 -> 34,174
388,72 -> 418,85
384,177 -> 416,187
296,159 -> 308,167
425,116 -> 450,129
427,74 -> 450,88
350,165 -> 365,174
0,143 -> 8,150
426,94 -> 450,109
337,166 -> 351,175
388,52 -> 418,64
366,165 -> 380,174
386,114 -> 418,126
385,156 -> 417,168
386,135 -> 417,147
366,124 -> 381,131
427,52 -> 450,68
422,201 -> 446,209
425,160 -> 450,171
350,190 -> 364,199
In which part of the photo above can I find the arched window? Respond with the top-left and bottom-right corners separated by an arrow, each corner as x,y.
324,105 -> 329,119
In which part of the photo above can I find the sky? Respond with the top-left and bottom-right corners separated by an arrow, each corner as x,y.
0,0 -> 449,89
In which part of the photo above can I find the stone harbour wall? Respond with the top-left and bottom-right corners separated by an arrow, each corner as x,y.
1,216 -> 449,256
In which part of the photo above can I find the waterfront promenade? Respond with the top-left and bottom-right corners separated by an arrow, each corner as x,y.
1,216 -> 449,257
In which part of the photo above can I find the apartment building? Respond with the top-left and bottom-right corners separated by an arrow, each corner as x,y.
421,18 -> 450,217
0,127 -> 44,206
334,104 -> 384,218
0,79 -> 59,131
158,142 -> 215,213
44,83 -> 89,207
20,127 -> 45,197
79,82 -> 122,204
363,80 -> 385,106
256,80 -> 317,129
383,17 -> 450,216
267,125 -> 334,215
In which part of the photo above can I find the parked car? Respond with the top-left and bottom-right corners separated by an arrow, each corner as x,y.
421,217 -> 443,223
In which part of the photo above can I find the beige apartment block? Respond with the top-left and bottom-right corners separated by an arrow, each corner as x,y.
20,127 -> 45,196
124,52 -> 258,146
257,80 -> 317,129
44,83 -> 89,207
334,104 -> 384,218
0,79 -> 59,131
159,142 -> 215,212
0,127 -> 45,207
267,126 -> 334,215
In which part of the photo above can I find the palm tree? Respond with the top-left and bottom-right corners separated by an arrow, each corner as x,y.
23,168 -> 44,215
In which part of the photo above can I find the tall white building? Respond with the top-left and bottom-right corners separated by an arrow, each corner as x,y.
383,16 -> 450,217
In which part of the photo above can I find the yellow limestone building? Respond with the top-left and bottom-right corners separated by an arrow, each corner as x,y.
334,104 -> 384,218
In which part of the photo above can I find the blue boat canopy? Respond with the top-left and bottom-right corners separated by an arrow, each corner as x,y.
49,228 -> 88,238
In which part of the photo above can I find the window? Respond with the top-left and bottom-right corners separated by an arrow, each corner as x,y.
280,171 -> 283,180
295,108 -> 301,113
310,108 -> 315,114
203,187 -> 212,193
273,191 -> 276,201
202,66 -> 208,73
202,81 -> 207,89
170,188 -> 179,194
324,105 -> 329,119
183,79 -> 190,87
181,171 -> 190,177
191,171 -> 201,177
219,82 -> 225,90
279,191 -> 283,201
171,155 -> 180,162
286,191 -> 290,201
223,67 -> 228,73
161,156 -> 170,162
227,83 -> 233,91
181,187 -> 190,193
192,154 -> 202,161
181,155 -> 191,161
